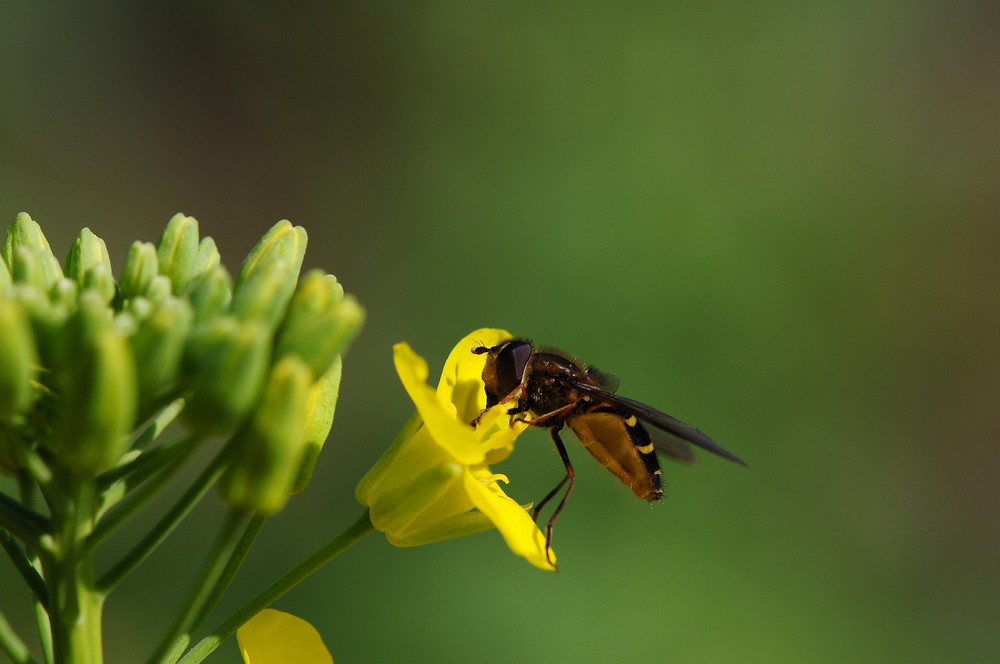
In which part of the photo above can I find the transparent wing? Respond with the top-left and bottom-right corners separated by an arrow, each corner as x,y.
573,385 -> 747,466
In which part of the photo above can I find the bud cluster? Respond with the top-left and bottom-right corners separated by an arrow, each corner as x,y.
0,212 -> 364,513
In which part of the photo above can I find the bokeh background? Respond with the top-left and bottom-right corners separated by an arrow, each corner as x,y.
2,2 -> 998,662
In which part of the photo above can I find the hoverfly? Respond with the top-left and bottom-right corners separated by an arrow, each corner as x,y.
472,338 -> 745,565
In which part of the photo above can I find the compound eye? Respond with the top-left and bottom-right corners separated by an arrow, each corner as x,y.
495,340 -> 532,395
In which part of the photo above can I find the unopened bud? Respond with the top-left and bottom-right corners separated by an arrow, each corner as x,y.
195,236 -> 220,275
82,263 -> 117,305
181,265 -> 232,322
50,278 -> 79,309
182,317 -> 271,434
0,257 -> 10,289
131,296 -> 194,399
0,297 -> 39,417
274,295 -> 365,378
145,275 -> 173,306
3,213 -> 63,290
56,324 -> 137,474
230,260 -> 294,331
218,356 -> 312,514
157,213 -> 200,293
64,227 -> 112,286
119,241 -> 159,301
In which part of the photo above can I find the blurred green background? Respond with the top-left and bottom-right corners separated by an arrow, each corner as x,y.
2,2 -> 998,662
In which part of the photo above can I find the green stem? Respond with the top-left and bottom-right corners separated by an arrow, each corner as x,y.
187,514 -> 267,639
176,509 -> 374,664
91,436 -> 197,531
97,433 -> 195,493
19,474 -> 53,664
0,528 -> 48,609
46,477 -> 103,664
145,510 -> 250,664
94,442 -> 232,592
0,490 -> 51,555
129,398 -> 186,453
0,610 -> 40,664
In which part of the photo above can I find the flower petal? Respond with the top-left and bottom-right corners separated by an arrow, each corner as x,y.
394,343 -> 483,464
237,608 -> 333,664
463,470 -> 556,571
436,328 -> 510,423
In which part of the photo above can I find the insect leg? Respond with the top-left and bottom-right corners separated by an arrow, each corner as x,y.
542,425 -> 574,567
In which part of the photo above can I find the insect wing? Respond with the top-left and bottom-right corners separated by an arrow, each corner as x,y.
573,386 -> 746,466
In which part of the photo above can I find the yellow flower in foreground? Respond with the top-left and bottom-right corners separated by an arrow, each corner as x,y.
237,609 -> 332,664
356,328 -> 555,570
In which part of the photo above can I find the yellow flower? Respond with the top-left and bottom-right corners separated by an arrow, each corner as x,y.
356,328 -> 555,570
237,609 -> 332,664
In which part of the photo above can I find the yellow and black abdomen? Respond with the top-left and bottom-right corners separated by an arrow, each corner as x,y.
567,409 -> 663,502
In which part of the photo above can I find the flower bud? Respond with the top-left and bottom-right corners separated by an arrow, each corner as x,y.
156,213 -> 200,293
280,270 -> 343,331
145,275 -> 173,306
131,296 -> 194,399
289,354 -> 342,495
218,356 -> 312,514
274,295 -> 365,378
181,265 -> 232,322
10,284 -> 67,370
182,317 -> 271,434
55,322 -> 138,474
82,263 -> 117,305
50,278 -> 79,309
233,220 -> 307,292
3,213 -> 63,291
63,227 -> 112,286
119,241 -> 159,301
195,236 -> 220,274
0,297 -> 39,417
0,256 -> 10,289
230,260 -> 294,331
231,221 -> 307,329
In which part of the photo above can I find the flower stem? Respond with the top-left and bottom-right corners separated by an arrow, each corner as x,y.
0,490 -> 51,554
166,513 -> 268,662
144,509 -> 250,664
0,527 -> 48,609
19,474 -> 53,664
0,610 -> 40,664
95,442 -> 232,593
176,508 -> 374,664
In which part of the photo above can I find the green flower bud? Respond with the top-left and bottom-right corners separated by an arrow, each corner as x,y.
50,278 -> 79,309
11,246 -> 41,288
3,213 -> 63,290
233,220 -> 307,291
157,213 -> 200,293
82,263 -> 117,305
145,275 -> 173,306
119,241 -> 159,301
282,270 -> 344,330
182,317 -> 271,434
230,260 -> 294,331
55,323 -> 138,474
131,296 -> 194,399
63,227 -> 112,286
290,354 -> 342,495
195,236 -> 220,275
0,297 -> 39,417
0,256 -> 10,289
181,265 -> 232,322
274,295 -> 365,378
10,284 -> 67,370
218,356 -> 312,514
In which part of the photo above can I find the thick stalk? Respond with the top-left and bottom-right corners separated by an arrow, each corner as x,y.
45,477 -> 103,664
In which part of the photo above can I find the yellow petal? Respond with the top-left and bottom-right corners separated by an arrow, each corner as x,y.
237,608 -> 333,664
463,471 -> 556,571
436,328 -> 510,423
394,343 -> 483,464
